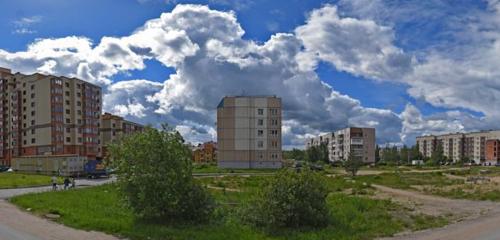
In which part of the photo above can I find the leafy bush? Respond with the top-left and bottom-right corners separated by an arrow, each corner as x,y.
242,169 -> 330,230
108,125 -> 214,223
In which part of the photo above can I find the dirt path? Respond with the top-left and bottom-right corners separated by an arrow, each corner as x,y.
0,200 -> 119,240
374,184 -> 500,240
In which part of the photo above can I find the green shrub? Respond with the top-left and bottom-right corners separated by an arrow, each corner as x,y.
109,125 -> 214,223
242,169 -> 330,230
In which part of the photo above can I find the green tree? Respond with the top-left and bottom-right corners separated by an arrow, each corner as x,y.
400,145 -> 409,165
375,145 -> 381,163
344,150 -> 363,177
108,125 -> 214,222
306,145 -> 320,162
430,143 -> 444,165
243,169 -> 330,229
318,142 -> 330,163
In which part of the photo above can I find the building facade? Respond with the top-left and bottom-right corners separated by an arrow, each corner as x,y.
99,112 -> 144,159
416,130 -> 500,164
217,96 -> 282,169
485,140 -> 500,165
305,127 -> 376,164
192,141 -> 217,163
0,68 -> 101,166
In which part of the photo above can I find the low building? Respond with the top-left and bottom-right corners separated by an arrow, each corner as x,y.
192,141 -> 217,163
305,127 -> 376,164
99,113 -> 144,159
12,155 -> 86,176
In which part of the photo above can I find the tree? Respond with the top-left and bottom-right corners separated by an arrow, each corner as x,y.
375,145 -> 381,163
400,145 -> 409,165
344,150 -> 363,177
108,125 -> 214,222
243,169 -> 330,229
283,148 -> 305,161
318,142 -> 330,163
430,143 -> 444,165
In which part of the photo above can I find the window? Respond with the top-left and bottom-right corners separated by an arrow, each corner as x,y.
271,119 -> 278,126
257,130 -> 263,136
76,84 -> 81,89
31,85 -> 34,90
257,108 -> 264,115
66,137 -> 71,143
66,128 -> 71,133
65,82 -> 69,88
31,93 -> 35,99
257,140 -> 264,148
31,129 -> 35,134
77,92 -> 81,97
66,109 -> 70,114
66,118 -> 70,124
31,102 -> 35,107
31,138 -> 35,144
257,119 -> 264,126
77,101 -> 81,106
31,111 -> 35,116
65,91 -> 70,96
78,138 -> 82,143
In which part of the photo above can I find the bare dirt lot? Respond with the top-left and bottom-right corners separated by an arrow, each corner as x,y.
374,184 -> 500,240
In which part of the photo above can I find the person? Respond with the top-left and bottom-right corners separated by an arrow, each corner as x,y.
71,177 -> 76,189
51,176 -> 58,190
63,177 -> 70,190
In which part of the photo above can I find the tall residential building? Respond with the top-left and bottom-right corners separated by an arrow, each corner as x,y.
416,130 -> 500,164
0,68 -> 101,166
99,112 -> 144,159
217,96 -> 282,169
305,127 -> 376,164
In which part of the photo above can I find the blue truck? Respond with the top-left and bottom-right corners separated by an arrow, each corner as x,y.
84,160 -> 109,178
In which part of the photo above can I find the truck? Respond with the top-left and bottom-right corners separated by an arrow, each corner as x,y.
84,160 -> 109,178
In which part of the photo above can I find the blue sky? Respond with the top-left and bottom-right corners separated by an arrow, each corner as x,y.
0,0 -> 499,147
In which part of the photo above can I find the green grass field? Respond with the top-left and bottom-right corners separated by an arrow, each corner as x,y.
10,176 -> 448,240
0,173 -> 62,189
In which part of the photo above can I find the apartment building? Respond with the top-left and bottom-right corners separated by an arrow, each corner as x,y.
217,96 -> 282,169
416,130 -> 500,164
99,112 -> 144,159
192,141 -> 217,163
485,140 -> 500,165
305,127 -> 376,164
0,68 -> 101,166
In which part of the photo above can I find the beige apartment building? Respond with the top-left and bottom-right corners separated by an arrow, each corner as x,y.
98,112 -> 144,159
0,67 -> 101,166
217,96 -> 282,169
305,127 -> 376,164
416,130 -> 500,164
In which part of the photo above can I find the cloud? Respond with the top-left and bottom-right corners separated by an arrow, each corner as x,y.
3,3 -> 498,147
12,15 -> 43,35
295,5 -> 414,81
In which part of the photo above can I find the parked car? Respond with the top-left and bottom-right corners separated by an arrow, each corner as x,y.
0,165 -> 9,172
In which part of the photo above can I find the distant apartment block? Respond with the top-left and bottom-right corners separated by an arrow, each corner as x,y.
192,141 -> 217,163
99,112 -> 144,159
217,96 -> 282,169
0,67 -> 101,166
416,130 -> 500,164
305,127 -> 376,164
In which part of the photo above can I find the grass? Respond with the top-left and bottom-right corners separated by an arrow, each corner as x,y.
0,173 -> 62,189
192,164 -> 278,174
10,175 -> 447,240
355,172 -> 464,190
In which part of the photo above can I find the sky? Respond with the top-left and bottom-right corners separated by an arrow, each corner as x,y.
0,0 -> 499,149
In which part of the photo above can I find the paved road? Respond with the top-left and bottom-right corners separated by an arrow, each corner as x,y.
0,177 -> 115,199
0,177 -> 117,240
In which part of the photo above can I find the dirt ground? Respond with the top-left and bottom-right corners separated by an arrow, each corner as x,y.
374,184 -> 500,240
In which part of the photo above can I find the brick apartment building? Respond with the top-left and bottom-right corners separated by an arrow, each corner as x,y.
305,127 -> 376,164
0,67 -> 101,166
192,141 -> 217,163
217,96 -> 282,169
99,112 -> 144,159
416,130 -> 500,164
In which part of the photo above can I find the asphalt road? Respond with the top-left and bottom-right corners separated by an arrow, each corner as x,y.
0,177 -> 117,240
